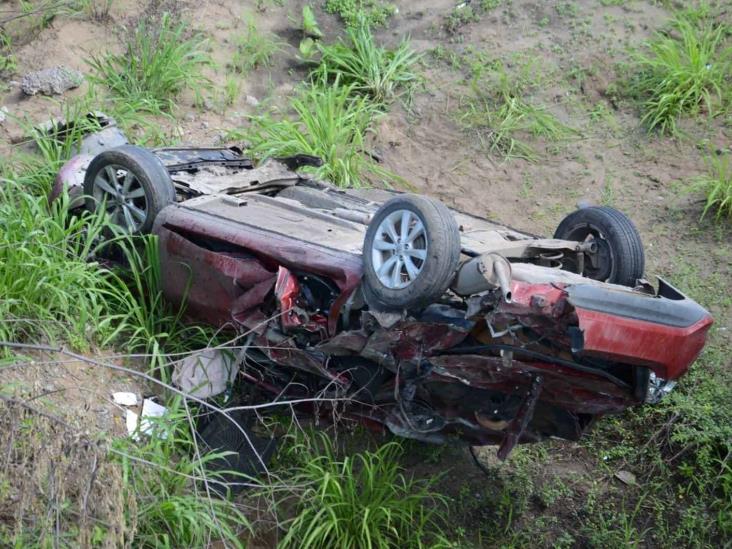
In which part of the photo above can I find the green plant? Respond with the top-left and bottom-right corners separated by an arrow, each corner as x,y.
690,154 -> 732,221
459,63 -> 576,161
302,5 -> 323,38
632,16 -> 731,134
115,398 -> 252,547
88,14 -> 211,114
0,30 -> 17,75
325,0 -> 396,28
276,433 -> 448,548
317,20 -> 420,104
231,18 -> 285,73
445,5 -> 479,34
237,78 -> 390,188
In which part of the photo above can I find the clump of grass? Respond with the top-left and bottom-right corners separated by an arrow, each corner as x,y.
275,433 -> 448,548
317,19 -> 421,105
88,13 -> 211,113
231,18 -> 285,73
238,78 -> 389,187
0,30 -> 16,75
633,16 -> 731,134
325,0 -> 396,28
459,63 -> 577,161
690,154 -> 732,221
302,5 -> 323,39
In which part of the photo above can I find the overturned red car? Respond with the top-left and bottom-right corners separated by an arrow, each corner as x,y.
56,137 -> 713,458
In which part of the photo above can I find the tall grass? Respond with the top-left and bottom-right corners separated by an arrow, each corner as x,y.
276,433 -> 449,548
240,78 -> 389,187
88,14 -> 211,113
0,181 -> 121,348
633,16 -> 731,134
317,20 -> 420,105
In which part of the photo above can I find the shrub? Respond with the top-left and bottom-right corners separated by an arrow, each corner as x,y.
88,14 -> 211,113
633,16 -> 731,134
317,20 -> 420,105
276,433 -> 448,548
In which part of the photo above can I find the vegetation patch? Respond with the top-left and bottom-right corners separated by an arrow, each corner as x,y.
230,17 -> 285,74
325,0 -> 396,28
273,432 -> 449,548
238,78 -> 386,188
317,20 -> 420,105
458,62 -> 576,161
632,14 -> 731,134
89,14 -> 211,114
690,154 -> 732,221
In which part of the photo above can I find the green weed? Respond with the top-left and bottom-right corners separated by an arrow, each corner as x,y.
0,30 -> 16,75
690,154 -> 732,221
236,78 -> 390,188
89,14 -> 211,114
231,18 -> 285,74
317,20 -> 420,105
275,432 -> 449,548
459,63 -> 577,161
632,16 -> 731,134
302,5 -> 323,39
325,0 -> 396,28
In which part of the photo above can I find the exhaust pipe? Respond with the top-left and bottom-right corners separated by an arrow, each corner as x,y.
451,253 -> 513,302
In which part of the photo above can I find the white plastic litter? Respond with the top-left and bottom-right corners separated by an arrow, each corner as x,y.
125,398 -> 168,440
112,391 -> 138,406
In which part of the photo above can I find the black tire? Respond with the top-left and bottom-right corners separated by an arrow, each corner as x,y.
362,194 -> 461,312
83,145 -> 175,234
554,206 -> 645,287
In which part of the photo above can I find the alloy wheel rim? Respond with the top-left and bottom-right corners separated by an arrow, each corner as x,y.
371,209 -> 428,289
92,164 -> 148,232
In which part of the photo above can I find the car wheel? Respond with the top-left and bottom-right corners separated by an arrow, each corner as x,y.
83,145 -> 175,234
362,194 -> 461,311
554,206 -> 645,287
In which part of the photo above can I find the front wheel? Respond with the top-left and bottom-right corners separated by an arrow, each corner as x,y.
83,145 -> 175,234
554,206 -> 645,287
362,194 -> 461,312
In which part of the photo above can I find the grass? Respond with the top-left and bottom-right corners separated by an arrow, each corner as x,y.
459,63 -> 577,161
317,20 -> 421,105
237,78 -> 390,188
88,13 -> 211,114
115,398 -> 252,548
231,17 -> 285,74
632,15 -> 731,134
274,432 -> 449,548
690,154 -> 732,221
325,0 -> 396,28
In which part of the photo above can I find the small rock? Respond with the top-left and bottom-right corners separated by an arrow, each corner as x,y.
200,121 -> 209,129
184,112 -> 196,122
245,95 -> 259,107
21,66 -> 84,96
0,106 -> 8,124
614,470 -> 637,486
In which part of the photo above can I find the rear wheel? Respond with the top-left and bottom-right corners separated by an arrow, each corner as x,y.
83,145 -> 175,234
554,206 -> 645,287
362,194 -> 461,312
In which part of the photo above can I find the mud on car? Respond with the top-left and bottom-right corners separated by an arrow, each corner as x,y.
55,135 -> 713,459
